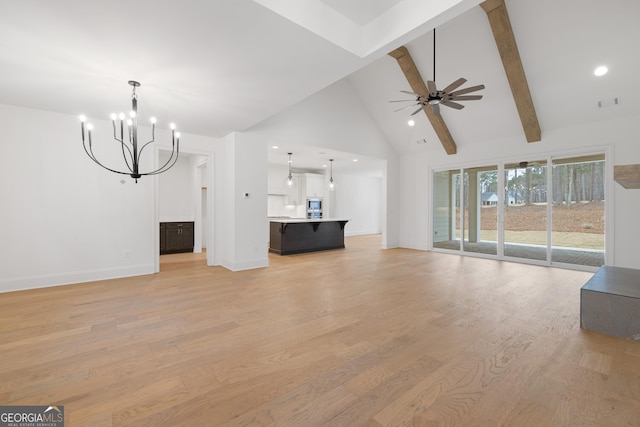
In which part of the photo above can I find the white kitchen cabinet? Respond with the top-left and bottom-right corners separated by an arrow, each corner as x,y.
268,167 -> 322,204
285,173 -> 304,205
267,166 -> 288,195
305,173 -> 324,198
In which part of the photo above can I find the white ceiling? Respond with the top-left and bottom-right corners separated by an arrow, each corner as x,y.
320,0 -> 405,26
350,0 -> 640,158
1,0 -> 638,172
267,143 -> 386,177
0,0 -> 362,138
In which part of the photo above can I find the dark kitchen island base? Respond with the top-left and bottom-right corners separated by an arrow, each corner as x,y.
269,219 -> 349,255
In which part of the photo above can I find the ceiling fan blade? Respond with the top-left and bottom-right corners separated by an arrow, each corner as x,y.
389,99 -> 417,103
400,90 -> 424,97
449,95 -> 483,101
441,77 -> 467,94
441,101 -> 465,110
394,103 -> 420,112
410,105 -> 426,116
426,81 -> 438,97
431,103 -> 440,115
449,84 -> 485,96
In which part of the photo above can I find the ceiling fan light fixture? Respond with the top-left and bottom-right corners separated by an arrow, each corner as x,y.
389,28 -> 485,117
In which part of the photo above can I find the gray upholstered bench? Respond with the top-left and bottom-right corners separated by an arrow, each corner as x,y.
581,266 -> 640,341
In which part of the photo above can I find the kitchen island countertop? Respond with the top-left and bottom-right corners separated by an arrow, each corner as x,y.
268,218 -> 349,224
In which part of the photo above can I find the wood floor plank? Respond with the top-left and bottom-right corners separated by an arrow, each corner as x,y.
371,353 -> 475,425
328,354 -> 442,426
1,235 -> 638,426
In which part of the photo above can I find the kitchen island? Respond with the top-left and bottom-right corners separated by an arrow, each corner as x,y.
269,218 -> 349,255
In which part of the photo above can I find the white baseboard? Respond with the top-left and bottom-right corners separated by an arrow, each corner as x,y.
220,256 -> 269,272
345,229 -> 382,237
0,264 -> 155,294
397,240 -> 429,251
382,240 -> 401,249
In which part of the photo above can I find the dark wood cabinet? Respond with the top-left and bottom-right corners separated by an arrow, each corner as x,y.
160,222 -> 194,254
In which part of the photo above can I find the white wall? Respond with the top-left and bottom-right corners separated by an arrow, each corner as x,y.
334,173 -> 382,236
265,165 -> 384,235
398,114 -> 640,269
10,75 -> 634,293
0,103 -> 273,292
0,104 -> 155,292
247,78 -> 400,248
158,153 -> 196,222
219,132 -> 269,271
267,194 -> 302,217
182,130 -> 268,272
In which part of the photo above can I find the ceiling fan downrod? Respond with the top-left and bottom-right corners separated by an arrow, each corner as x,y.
389,26 -> 485,116
433,28 -> 436,83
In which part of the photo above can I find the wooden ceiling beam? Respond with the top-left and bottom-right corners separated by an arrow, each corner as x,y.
481,0 -> 541,142
388,46 -> 457,155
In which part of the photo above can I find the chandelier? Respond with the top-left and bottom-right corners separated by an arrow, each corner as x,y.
79,80 -> 180,183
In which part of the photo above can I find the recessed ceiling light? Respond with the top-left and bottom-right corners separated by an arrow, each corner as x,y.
353,159 -> 358,162
322,164 -> 327,168
272,145 -> 279,149
594,66 -> 608,77
408,119 -> 415,126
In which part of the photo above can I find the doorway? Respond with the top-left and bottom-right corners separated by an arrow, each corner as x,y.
155,149 -> 214,272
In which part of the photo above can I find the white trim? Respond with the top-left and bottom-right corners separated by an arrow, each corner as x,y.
154,146 -> 216,270
497,164 -> 504,258
382,238 -> 400,249
546,158 -> 553,264
221,257 -> 268,272
0,264 -> 154,294
427,166 -> 434,250
604,146 -> 615,266
345,229 -> 381,237
206,152 -> 216,267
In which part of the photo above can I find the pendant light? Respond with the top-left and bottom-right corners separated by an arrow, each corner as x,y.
283,152 -> 296,189
328,159 -> 335,191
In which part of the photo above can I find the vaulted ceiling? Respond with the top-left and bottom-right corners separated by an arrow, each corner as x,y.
0,0 -> 638,170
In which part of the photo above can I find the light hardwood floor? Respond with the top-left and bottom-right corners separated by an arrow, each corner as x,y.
1,235 -> 639,426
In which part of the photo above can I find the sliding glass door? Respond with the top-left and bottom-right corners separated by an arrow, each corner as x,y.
550,155 -> 605,267
503,160 -> 548,261
432,169 -> 460,251
463,166 -> 498,255
432,154 -> 606,269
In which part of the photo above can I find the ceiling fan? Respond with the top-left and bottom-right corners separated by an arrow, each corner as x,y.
516,160 -> 546,168
391,28 -> 485,115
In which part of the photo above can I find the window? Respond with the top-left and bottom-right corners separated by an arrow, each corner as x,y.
431,154 -> 606,269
